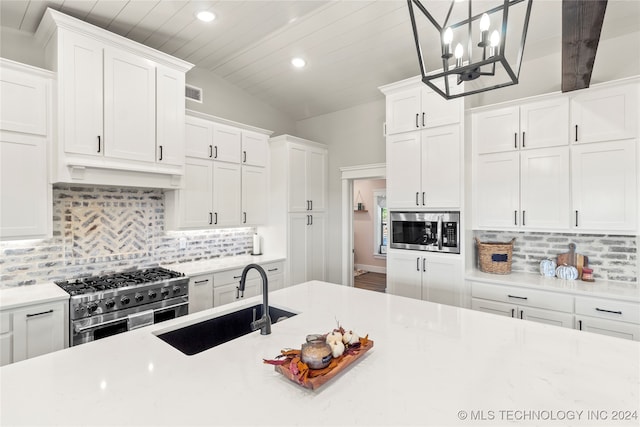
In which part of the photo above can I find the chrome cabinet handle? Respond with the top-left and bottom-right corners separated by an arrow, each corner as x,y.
508,294 -> 528,300
595,307 -> 622,315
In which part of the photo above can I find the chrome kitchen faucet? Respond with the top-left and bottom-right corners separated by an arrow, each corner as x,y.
237,264 -> 271,335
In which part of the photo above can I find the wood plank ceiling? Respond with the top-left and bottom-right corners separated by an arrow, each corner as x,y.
0,0 -> 638,120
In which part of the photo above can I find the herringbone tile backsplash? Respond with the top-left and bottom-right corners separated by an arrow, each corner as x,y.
0,185 -> 254,287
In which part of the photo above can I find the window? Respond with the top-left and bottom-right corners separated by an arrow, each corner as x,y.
373,189 -> 387,256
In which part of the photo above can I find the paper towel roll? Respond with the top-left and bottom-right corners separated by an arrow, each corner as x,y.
252,234 -> 262,255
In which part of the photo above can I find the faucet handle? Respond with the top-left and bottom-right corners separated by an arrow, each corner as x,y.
252,308 -> 257,323
235,286 -> 244,299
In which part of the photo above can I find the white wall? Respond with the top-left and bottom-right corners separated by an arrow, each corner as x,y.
0,27 -> 46,68
186,67 -> 296,136
295,100 -> 386,284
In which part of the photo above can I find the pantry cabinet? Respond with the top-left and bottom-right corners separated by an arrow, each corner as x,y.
471,282 -> 574,328
387,250 -> 463,307
387,124 -> 461,209
36,8 -> 193,188
571,140 -> 637,231
0,59 -> 52,240
288,142 -> 327,212
288,213 -> 327,286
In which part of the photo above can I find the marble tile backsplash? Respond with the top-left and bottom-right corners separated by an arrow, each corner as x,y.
473,231 -> 638,283
0,185 -> 255,287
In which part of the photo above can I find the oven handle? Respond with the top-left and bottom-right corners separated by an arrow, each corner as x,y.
74,317 -> 128,334
153,300 -> 189,314
437,215 -> 443,251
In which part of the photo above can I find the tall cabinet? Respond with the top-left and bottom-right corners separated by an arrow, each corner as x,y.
261,135 -> 328,287
379,76 -> 465,307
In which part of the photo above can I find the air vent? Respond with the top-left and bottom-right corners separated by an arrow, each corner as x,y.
185,84 -> 203,103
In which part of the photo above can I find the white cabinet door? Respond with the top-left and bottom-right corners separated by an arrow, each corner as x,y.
60,31 -> 104,156
242,165 -> 267,225
213,283 -> 238,308
156,65 -> 185,166
0,136 -> 50,239
387,250 -> 422,300
471,298 -> 516,318
288,144 -> 308,212
520,97 -> 569,149
288,214 -> 309,286
185,116 -> 213,159
212,162 -> 241,227
572,140 -> 637,231
576,316 -> 640,341
571,84 -> 637,144
421,125 -> 461,208
307,213 -> 326,282
307,147 -> 327,211
473,106 -> 519,154
212,124 -> 241,163
268,273 -> 284,291
0,332 -> 11,366
387,132 -> 421,208
103,48 -> 156,162
242,131 -> 267,167
12,302 -> 65,362
386,88 -> 421,135
520,307 -> 574,328
422,255 -> 462,307
421,86 -> 461,129
181,158 -> 213,228
189,274 -> 214,313
0,66 -> 47,135
474,152 -> 519,228
520,147 -> 570,229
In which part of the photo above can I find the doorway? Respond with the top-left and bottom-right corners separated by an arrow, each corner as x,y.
340,163 -> 386,289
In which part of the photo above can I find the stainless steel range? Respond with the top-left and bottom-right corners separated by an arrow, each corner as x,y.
55,267 -> 189,346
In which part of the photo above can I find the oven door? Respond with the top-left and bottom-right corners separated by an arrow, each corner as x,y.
71,297 -> 188,346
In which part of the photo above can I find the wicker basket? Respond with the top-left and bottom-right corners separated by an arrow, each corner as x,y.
475,237 -> 516,274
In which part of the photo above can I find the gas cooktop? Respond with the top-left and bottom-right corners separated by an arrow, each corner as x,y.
55,267 -> 185,296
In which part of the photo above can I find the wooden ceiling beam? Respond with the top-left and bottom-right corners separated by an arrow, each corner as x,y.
561,0 -> 608,93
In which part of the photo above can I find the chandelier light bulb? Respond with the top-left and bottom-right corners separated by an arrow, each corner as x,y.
479,13 -> 490,32
443,27 -> 453,44
454,43 -> 463,59
490,30 -> 500,47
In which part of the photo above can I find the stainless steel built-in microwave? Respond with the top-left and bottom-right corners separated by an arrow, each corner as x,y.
390,211 -> 460,254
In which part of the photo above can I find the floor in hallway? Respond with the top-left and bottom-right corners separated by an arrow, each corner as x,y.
354,272 -> 386,293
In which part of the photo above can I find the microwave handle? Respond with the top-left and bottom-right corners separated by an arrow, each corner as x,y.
437,215 -> 443,251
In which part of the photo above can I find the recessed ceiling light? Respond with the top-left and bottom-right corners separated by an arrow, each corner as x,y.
197,11 -> 216,22
291,57 -> 306,68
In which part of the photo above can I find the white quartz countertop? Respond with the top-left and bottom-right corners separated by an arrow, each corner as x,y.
161,254 -> 286,276
1,281 -> 639,426
466,270 -> 640,302
0,282 -> 69,310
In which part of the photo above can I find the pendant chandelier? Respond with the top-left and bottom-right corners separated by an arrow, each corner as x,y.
407,0 -> 533,99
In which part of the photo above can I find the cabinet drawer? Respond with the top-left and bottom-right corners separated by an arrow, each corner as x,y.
213,268 -> 245,287
471,282 -> 573,313
0,311 -> 11,334
575,297 -> 640,324
263,262 -> 284,276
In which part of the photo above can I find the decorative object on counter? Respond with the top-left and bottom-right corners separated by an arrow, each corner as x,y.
300,334 -> 333,369
252,233 -> 262,255
539,259 -> 557,277
264,326 -> 373,390
556,264 -> 579,280
581,267 -> 595,282
475,237 -> 515,274
556,243 -> 589,279
406,0 -> 532,99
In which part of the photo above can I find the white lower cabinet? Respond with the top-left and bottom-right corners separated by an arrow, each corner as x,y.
188,273 -> 214,314
471,282 -> 574,328
211,261 -> 285,308
575,296 -> 640,341
387,250 -> 463,307
288,213 -> 326,286
1,300 -> 68,365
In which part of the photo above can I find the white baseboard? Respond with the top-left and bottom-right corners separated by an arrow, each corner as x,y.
355,264 -> 387,274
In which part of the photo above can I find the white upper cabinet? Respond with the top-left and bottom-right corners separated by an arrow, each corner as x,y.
36,8 -> 193,188
474,151 -> 520,229
213,124 -> 241,163
572,140 -> 637,232
242,165 -> 267,226
242,131 -> 268,167
185,116 -> 213,159
571,83 -> 638,144
474,97 -> 569,154
179,158 -> 214,229
103,47 -> 156,163
288,142 -> 328,212
0,59 -> 53,240
212,162 -> 241,227
383,78 -> 461,135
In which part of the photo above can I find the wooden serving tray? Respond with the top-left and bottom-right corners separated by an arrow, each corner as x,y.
275,340 -> 374,390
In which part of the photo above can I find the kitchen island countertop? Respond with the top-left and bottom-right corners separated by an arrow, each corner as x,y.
1,281 -> 638,426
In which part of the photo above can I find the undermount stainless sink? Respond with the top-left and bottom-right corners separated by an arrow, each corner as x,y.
155,304 -> 296,356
